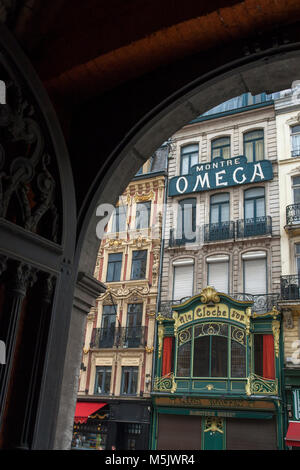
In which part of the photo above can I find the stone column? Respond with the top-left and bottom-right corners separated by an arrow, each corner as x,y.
53,272 -> 106,449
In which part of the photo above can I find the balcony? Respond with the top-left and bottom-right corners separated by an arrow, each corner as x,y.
90,327 -> 117,348
291,149 -> 300,158
236,216 -> 272,238
90,326 -> 147,348
117,326 -> 148,348
169,228 -> 198,247
159,293 -> 279,317
286,203 -> 300,226
203,221 -> 235,242
280,275 -> 300,300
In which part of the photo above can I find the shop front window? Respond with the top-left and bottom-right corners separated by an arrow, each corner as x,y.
176,322 -> 246,378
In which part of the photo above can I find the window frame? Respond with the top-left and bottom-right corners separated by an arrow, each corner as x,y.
106,252 -> 123,282
211,136 -> 231,160
94,366 -> 112,395
177,197 -> 197,243
135,201 -> 151,229
291,124 -> 300,158
176,322 -> 247,379
243,129 -> 264,162
130,249 -> 148,280
120,366 -> 139,395
180,144 -> 199,175
111,205 -> 127,233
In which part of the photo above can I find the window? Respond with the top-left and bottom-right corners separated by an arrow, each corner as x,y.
292,176 -> 300,204
207,255 -> 229,294
180,144 -> 198,175
126,303 -> 143,347
254,334 -> 275,379
207,193 -> 231,241
243,251 -> 267,295
100,305 -> 116,347
106,253 -> 122,282
172,259 -> 194,301
295,244 -> 300,276
131,250 -> 147,279
121,366 -> 138,395
135,165 -> 143,176
177,198 -> 196,243
111,205 -> 127,232
211,137 -> 230,159
210,193 -> 230,224
94,366 -> 111,394
176,323 -> 246,378
135,201 -> 151,229
291,125 -> 300,157
242,187 -> 268,236
244,130 -> 264,162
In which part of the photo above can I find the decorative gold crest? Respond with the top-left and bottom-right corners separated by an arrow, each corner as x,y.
200,286 -> 220,304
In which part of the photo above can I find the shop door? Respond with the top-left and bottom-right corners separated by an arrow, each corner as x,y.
202,417 -> 225,450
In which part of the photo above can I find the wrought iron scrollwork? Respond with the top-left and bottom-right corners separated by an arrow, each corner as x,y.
0,52 -> 61,243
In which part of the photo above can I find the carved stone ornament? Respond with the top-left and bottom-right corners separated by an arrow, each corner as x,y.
282,308 -> 293,329
0,53 -> 61,242
200,286 -> 220,304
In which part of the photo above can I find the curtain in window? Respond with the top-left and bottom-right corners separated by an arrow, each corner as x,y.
263,334 -> 275,380
162,337 -> 173,376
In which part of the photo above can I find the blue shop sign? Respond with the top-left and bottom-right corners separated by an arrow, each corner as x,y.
168,156 -> 273,197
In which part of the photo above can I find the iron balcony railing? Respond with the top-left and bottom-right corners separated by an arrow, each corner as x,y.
90,327 -> 117,348
291,149 -> 300,158
286,203 -> 300,225
203,221 -> 235,242
280,275 -> 300,300
169,228 -> 199,247
117,326 -> 148,348
90,326 -> 148,349
159,293 -> 279,317
236,216 -> 272,238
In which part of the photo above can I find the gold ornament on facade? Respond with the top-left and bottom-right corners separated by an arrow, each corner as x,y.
153,373 -> 177,394
245,373 -> 278,396
134,191 -> 154,202
145,346 -> 154,353
83,347 -> 89,355
272,320 -> 280,358
200,286 -> 220,304
172,311 -> 180,336
157,314 -> 165,358
206,384 -> 214,391
204,417 -> 224,434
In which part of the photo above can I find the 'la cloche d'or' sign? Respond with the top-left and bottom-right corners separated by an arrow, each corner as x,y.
168,156 -> 273,197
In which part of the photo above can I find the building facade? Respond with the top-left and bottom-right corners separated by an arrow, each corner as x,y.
151,93 -> 285,450
72,147 -> 168,450
275,83 -> 300,448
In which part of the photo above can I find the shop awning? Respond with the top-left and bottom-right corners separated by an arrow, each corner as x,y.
285,421 -> 300,447
74,402 -> 107,424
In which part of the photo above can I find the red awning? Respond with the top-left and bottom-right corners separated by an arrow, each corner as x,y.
74,402 -> 107,424
285,421 -> 300,447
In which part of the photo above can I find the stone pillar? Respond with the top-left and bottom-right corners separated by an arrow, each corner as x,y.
53,272 -> 106,449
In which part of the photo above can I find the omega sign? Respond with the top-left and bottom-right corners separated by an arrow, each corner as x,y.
168,156 -> 273,197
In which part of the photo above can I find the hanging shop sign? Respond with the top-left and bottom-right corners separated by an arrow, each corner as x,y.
168,156 -> 273,197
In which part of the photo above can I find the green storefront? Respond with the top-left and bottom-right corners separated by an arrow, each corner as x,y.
150,288 -> 285,450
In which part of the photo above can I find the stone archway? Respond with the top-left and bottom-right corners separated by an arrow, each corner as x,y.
1,6 -> 300,449
54,47 -> 300,448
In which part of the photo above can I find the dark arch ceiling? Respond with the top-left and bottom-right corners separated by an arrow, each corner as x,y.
9,0 -> 300,102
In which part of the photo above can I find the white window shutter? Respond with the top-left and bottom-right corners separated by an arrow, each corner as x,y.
207,261 -> 229,294
173,264 -> 194,300
243,257 -> 267,294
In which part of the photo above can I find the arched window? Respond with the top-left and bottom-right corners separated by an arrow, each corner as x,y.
211,137 -> 230,160
176,323 -> 247,378
243,130 -> 264,162
180,144 -> 198,175
177,198 -> 196,243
